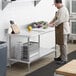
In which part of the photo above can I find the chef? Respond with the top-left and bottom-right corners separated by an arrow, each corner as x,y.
49,0 -> 70,64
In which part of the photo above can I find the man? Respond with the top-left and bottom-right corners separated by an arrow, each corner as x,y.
49,0 -> 70,64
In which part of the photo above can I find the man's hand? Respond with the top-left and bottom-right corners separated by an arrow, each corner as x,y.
48,24 -> 54,27
48,23 -> 55,27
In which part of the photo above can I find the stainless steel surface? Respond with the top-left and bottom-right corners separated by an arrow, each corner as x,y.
0,41 -> 7,49
9,29 -> 55,72
0,41 -> 7,76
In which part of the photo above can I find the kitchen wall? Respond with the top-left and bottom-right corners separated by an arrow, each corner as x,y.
0,0 -> 67,64
0,0 -> 66,41
65,0 -> 70,12
0,0 -> 67,41
0,0 -> 57,41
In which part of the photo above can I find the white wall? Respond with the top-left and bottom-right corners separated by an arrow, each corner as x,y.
0,0 -> 66,41
65,0 -> 70,11
0,0 -> 56,41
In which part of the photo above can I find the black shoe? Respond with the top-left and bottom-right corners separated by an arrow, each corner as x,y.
56,60 -> 67,65
54,57 -> 61,61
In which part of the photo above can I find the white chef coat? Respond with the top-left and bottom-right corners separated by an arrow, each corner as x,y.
54,6 -> 70,34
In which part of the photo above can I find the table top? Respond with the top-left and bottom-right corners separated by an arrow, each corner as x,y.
32,27 -> 55,32
56,60 -> 76,76
9,27 -> 55,37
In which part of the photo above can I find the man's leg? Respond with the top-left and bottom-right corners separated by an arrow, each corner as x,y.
60,35 -> 68,61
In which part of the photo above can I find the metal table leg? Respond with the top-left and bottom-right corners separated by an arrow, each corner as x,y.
27,63 -> 31,73
55,44 -> 57,58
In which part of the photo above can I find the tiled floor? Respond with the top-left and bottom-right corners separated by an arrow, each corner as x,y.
6,43 -> 76,76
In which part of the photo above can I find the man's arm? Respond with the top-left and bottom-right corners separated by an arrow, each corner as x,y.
49,12 -> 57,24
54,9 -> 69,26
48,12 -> 57,27
49,17 -> 56,24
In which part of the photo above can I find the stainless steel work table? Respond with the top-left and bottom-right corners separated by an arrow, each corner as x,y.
8,27 -> 56,72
